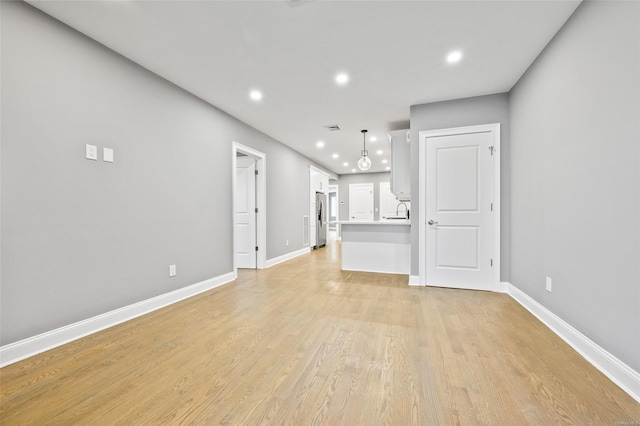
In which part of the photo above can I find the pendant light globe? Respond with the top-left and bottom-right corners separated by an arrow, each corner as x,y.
358,155 -> 372,171
357,129 -> 371,171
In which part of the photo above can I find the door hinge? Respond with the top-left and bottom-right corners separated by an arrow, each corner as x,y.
255,169 -> 258,175
255,246 -> 259,252
255,207 -> 258,213
490,259 -> 493,267
491,203 -> 493,211
489,146 -> 495,156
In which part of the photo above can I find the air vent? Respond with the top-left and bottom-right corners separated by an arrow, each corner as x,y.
303,216 -> 309,246
286,0 -> 314,8
324,125 -> 341,132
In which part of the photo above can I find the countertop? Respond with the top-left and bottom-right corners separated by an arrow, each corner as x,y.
338,220 -> 411,226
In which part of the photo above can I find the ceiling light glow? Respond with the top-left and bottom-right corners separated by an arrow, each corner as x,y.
447,50 -> 463,64
316,141 -> 324,148
382,159 -> 388,164
332,153 -> 339,159
249,90 -> 263,101
376,149 -> 383,155
385,166 -> 390,170
343,162 -> 349,167
369,136 -> 377,142
351,168 -> 356,173
335,73 -> 349,85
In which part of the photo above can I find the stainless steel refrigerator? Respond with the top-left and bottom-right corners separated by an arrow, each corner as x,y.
315,192 -> 327,249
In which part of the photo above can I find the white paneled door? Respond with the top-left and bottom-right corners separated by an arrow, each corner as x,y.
235,156 -> 256,269
349,183 -> 374,221
422,124 -> 500,291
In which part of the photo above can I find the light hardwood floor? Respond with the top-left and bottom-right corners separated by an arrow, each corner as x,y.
1,240 -> 639,425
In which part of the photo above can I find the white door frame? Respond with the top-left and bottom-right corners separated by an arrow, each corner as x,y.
418,123 -> 501,290
328,184 -> 339,240
232,142 -> 266,271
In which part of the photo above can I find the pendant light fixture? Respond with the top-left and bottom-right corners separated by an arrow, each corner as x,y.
357,129 -> 372,171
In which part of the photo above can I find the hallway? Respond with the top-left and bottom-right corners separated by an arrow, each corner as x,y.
1,240 -> 638,424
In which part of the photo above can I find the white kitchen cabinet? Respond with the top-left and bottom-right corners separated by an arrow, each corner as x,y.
388,129 -> 411,201
309,168 -> 328,195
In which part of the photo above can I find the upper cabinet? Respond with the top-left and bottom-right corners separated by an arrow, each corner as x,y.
310,167 -> 329,195
388,130 -> 411,201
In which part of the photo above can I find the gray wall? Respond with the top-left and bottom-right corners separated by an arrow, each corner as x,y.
338,172 -> 392,222
0,2 -> 316,345
410,94 -> 510,280
509,0 -> 639,371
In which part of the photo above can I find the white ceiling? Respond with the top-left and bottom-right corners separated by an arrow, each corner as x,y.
29,0 -> 581,175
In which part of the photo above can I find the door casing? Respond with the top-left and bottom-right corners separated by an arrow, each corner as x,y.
418,123 -> 501,291
232,142 -> 266,271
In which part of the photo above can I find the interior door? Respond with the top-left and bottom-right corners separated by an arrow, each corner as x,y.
235,156 -> 256,268
425,127 -> 496,291
349,183 -> 374,221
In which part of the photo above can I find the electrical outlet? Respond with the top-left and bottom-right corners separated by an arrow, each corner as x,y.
546,276 -> 552,292
169,264 -> 177,277
85,144 -> 98,160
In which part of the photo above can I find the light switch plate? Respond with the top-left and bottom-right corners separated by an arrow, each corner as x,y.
103,147 -> 114,163
86,144 -> 97,160
169,265 -> 176,277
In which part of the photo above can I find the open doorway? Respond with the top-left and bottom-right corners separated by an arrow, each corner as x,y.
328,184 -> 338,242
232,142 -> 266,271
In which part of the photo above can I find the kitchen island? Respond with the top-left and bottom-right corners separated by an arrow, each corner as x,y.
338,220 -> 410,274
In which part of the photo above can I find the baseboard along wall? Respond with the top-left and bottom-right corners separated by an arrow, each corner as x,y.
3,270 -> 638,405
264,247 -> 310,268
0,271 -> 237,368
504,282 -> 640,404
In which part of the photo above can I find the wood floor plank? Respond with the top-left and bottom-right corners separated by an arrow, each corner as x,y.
1,239 -> 639,425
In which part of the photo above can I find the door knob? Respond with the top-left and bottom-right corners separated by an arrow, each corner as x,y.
428,220 -> 438,225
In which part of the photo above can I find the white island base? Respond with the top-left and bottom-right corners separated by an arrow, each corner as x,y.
339,221 -> 410,274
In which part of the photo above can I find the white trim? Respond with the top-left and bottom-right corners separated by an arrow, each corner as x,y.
309,164 -> 336,180
232,142 -> 267,270
309,164 -> 329,176
265,247 -> 310,268
418,123 -> 501,290
506,282 -> 640,403
408,275 -> 422,286
498,281 -> 509,293
0,272 -> 237,367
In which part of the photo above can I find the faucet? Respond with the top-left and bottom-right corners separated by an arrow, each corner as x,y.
396,202 -> 409,219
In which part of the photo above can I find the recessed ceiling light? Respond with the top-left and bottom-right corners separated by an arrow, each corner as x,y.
335,73 -> 349,85
316,141 -> 324,148
343,162 -> 349,167
351,168 -> 356,173
376,149 -> 383,155
332,153 -> 339,159
249,90 -> 263,101
447,50 -> 463,64
385,166 -> 390,171
369,136 -> 377,142
382,159 -> 388,164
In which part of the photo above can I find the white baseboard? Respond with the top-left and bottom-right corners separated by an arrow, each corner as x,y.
506,282 -> 640,403
408,275 -> 422,286
0,271 -> 237,368
264,247 -> 309,268
498,281 -> 509,293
